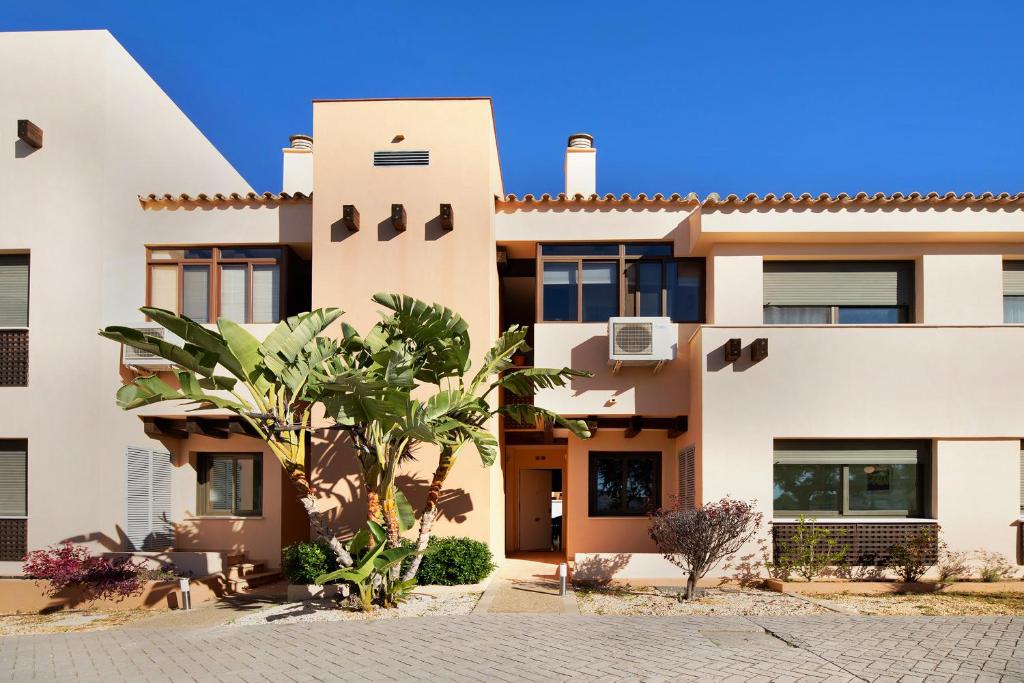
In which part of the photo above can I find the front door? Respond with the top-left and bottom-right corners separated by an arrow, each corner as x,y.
518,469 -> 553,551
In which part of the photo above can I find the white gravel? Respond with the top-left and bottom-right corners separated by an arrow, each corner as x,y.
575,586 -> 833,616
230,589 -> 482,626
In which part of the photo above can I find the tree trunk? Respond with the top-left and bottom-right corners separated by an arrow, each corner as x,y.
684,573 -> 700,601
286,468 -> 353,567
402,446 -> 457,581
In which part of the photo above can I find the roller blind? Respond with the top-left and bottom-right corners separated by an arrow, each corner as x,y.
1003,262 -> 1024,296
125,447 -> 173,551
182,265 -> 209,322
764,261 -> 913,306
149,265 -> 178,312
0,440 -> 27,517
775,440 -> 927,465
219,265 -> 248,321
252,265 -> 280,323
0,255 -> 29,327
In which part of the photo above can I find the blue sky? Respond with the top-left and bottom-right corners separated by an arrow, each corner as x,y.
4,1 -> 1023,196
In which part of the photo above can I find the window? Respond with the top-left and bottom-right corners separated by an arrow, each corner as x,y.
763,261 -> 914,324
125,447 -> 173,551
147,247 -> 286,323
0,439 -> 27,562
539,243 -> 704,323
0,255 -> 29,387
589,451 -> 661,516
773,440 -> 929,518
1003,261 -> 1024,323
197,453 -> 262,516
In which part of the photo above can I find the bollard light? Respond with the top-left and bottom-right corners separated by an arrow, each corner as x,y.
179,577 -> 192,611
558,563 -> 568,597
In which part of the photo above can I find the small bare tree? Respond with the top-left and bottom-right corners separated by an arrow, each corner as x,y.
649,498 -> 762,600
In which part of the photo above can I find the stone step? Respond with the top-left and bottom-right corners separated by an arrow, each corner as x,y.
228,570 -> 282,593
226,562 -> 266,580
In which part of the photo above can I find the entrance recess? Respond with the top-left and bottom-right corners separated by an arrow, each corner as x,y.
517,468 -> 562,552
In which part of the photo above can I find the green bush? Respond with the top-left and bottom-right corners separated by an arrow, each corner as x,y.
281,540 -> 339,585
416,536 -> 495,586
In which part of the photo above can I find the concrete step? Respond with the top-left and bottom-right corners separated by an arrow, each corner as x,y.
226,562 -> 266,580
228,570 -> 282,593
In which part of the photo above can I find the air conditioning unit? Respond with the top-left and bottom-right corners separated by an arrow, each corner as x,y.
608,317 -> 676,371
119,325 -> 182,369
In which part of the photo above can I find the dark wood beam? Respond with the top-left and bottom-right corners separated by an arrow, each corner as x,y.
439,203 -> 454,230
391,203 -> 407,231
667,416 -> 688,439
585,416 -> 599,436
17,120 -> 43,149
185,418 -> 229,439
227,419 -> 261,437
342,204 -> 359,231
143,417 -> 188,439
624,415 -> 643,439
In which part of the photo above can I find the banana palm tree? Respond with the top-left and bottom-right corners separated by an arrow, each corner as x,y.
100,307 -> 364,567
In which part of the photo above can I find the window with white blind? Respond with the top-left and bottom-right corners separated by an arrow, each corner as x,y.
763,261 -> 914,324
0,439 -> 27,562
197,453 -> 262,516
147,247 -> 289,323
125,447 -> 173,551
1002,262 -> 1024,323
0,255 -> 29,387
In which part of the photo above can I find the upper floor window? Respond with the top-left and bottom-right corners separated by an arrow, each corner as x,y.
763,260 -> 914,324
0,255 -> 29,387
147,247 -> 286,324
539,243 -> 704,323
1003,261 -> 1024,323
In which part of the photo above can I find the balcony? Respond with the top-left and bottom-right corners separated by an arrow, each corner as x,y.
0,329 -> 28,387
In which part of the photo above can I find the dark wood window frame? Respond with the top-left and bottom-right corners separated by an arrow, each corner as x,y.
588,450 -> 662,517
146,246 -> 289,323
536,243 -> 705,323
196,452 -> 263,517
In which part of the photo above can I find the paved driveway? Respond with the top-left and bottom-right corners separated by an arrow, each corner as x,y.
2,615 -> 1022,682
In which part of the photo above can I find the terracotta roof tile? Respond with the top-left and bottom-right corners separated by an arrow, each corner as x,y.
498,191 -> 1024,209
139,192 -> 311,209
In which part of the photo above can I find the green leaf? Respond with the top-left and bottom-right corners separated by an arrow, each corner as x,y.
261,309 -> 343,366
470,325 -> 528,390
140,307 -> 246,380
366,520 -> 387,546
499,367 -> 592,397
99,326 -> 215,375
394,488 -> 415,533
114,375 -> 185,409
498,404 -> 592,439
373,545 -> 417,572
217,318 -> 272,397
465,426 -> 499,467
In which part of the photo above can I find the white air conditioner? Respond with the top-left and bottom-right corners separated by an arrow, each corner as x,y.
119,325 -> 182,369
608,317 -> 676,370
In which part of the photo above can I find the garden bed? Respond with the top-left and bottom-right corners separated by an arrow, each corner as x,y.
764,578 -> 1024,595
810,591 -> 1024,616
575,586 -> 832,616
0,609 -> 152,636
0,577 -> 220,614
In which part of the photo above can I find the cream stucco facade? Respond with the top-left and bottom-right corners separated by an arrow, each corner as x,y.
1,29 -> 1021,583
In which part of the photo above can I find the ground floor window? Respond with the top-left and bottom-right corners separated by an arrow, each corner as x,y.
773,440 -> 929,517
588,451 -> 661,517
197,453 -> 262,516
0,439 -> 27,561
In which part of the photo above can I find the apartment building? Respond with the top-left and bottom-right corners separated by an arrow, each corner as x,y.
2,30 -> 1022,581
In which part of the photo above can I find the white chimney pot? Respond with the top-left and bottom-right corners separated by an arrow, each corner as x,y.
564,132 -> 596,197
282,134 -> 313,194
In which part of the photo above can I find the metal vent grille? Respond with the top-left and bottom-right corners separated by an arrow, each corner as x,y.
612,322 -> 653,355
373,150 -> 429,167
772,522 -> 938,566
123,327 -> 164,362
0,518 -> 26,562
678,445 -> 696,509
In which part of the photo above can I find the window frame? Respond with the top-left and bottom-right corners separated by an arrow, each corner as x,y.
772,440 -> 930,519
196,452 -> 263,517
146,246 -> 287,324
587,450 -> 662,518
536,243 -> 705,324
764,304 -> 910,325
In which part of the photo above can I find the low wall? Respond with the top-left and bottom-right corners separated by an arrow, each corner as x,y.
0,576 -> 223,614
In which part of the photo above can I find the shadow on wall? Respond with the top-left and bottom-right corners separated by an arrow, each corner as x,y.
571,553 -> 631,586
706,341 -> 758,373
14,139 -> 38,158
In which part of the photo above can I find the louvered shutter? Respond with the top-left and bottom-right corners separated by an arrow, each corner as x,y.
0,255 -> 29,327
125,447 -> 174,551
764,261 -> 913,306
677,445 -> 696,510
0,440 -> 27,516
251,265 -> 280,323
208,458 -> 233,513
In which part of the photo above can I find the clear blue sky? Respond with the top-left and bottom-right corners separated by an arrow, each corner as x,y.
4,1 -> 1023,196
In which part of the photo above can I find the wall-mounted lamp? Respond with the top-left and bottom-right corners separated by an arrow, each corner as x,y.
724,338 -> 742,362
17,120 -> 43,149
342,204 -> 360,232
440,203 -> 454,230
391,204 -> 407,231
751,337 -> 768,362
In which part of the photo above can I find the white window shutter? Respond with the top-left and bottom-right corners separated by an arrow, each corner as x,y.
125,447 -> 173,551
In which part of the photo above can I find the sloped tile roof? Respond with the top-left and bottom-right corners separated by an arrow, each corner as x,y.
139,192 -> 311,209
498,191 -> 1024,209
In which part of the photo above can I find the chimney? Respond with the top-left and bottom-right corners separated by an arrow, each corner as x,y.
282,134 -> 313,194
564,132 -> 596,197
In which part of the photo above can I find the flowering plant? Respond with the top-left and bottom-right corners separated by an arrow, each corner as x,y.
22,543 -> 144,601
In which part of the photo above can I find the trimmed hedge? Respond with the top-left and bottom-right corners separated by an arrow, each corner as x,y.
415,536 -> 496,586
281,540 -> 339,585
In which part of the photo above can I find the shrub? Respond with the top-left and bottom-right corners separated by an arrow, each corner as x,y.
772,516 -> 849,582
977,550 -> 1016,582
22,543 -> 143,601
281,540 -> 340,585
887,526 -> 938,582
415,536 -> 495,586
649,498 -> 762,600
936,541 -> 970,584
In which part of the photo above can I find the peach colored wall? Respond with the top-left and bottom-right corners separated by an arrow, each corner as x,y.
920,254 -> 1003,324
935,439 -> 1020,561
708,253 -> 763,325
0,31 -> 297,575
565,431 -> 676,557
533,323 -> 695,416
504,446 -> 567,553
309,99 -> 505,554
171,434 -> 285,569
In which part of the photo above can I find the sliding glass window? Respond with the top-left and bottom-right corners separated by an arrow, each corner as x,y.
763,261 -> 914,324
